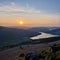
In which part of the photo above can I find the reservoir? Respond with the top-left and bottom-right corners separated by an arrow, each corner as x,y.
30,32 -> 58,40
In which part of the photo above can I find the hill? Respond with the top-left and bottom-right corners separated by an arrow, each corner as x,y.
0,26 -> 39,45
29,27 -> 60,35
46,28 -> 60,35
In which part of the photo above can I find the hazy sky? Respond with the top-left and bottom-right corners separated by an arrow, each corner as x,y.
0,0 -> 60,27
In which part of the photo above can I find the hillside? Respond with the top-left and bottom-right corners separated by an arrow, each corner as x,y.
0,26 -> 39,46
46,28 -> 60,35
29,27 -> 60,35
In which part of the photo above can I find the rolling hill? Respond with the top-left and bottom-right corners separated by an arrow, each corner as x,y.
0,26 -> 39,44
28,27 -> 60,35
46,28 -> 60,35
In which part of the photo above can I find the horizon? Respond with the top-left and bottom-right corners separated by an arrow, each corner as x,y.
0,0 -> 60,27
0,25 -> 60,28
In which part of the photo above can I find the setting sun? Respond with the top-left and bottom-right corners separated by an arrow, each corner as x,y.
19,21 -> 24,25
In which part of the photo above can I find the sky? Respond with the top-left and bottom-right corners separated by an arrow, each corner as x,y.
0,0 -> 60,27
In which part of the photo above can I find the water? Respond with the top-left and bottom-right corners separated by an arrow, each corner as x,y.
30,32 -> 58,40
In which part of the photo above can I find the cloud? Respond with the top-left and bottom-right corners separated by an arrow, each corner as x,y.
0,3 -> 40,14
10,2 -> 15,6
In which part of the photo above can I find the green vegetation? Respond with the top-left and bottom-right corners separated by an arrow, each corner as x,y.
0,36 -> 60,51
0,37 -> 31,51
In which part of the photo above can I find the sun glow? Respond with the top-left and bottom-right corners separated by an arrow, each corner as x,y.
19,21 -> 24,25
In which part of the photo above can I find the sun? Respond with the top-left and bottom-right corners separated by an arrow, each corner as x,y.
19,21 -> 24,25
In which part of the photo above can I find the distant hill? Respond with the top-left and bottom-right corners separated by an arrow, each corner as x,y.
28,27 -> 50,32
0,26 -> 39,44
28,27 -> 60,35
46,28 -> 60,35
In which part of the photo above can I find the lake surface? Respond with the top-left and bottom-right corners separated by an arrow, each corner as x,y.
30,32 -> 58,40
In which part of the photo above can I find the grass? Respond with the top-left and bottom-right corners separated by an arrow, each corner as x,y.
15,43 -> 60,60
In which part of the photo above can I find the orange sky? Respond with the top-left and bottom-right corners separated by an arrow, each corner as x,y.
0,14 -> 60,27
